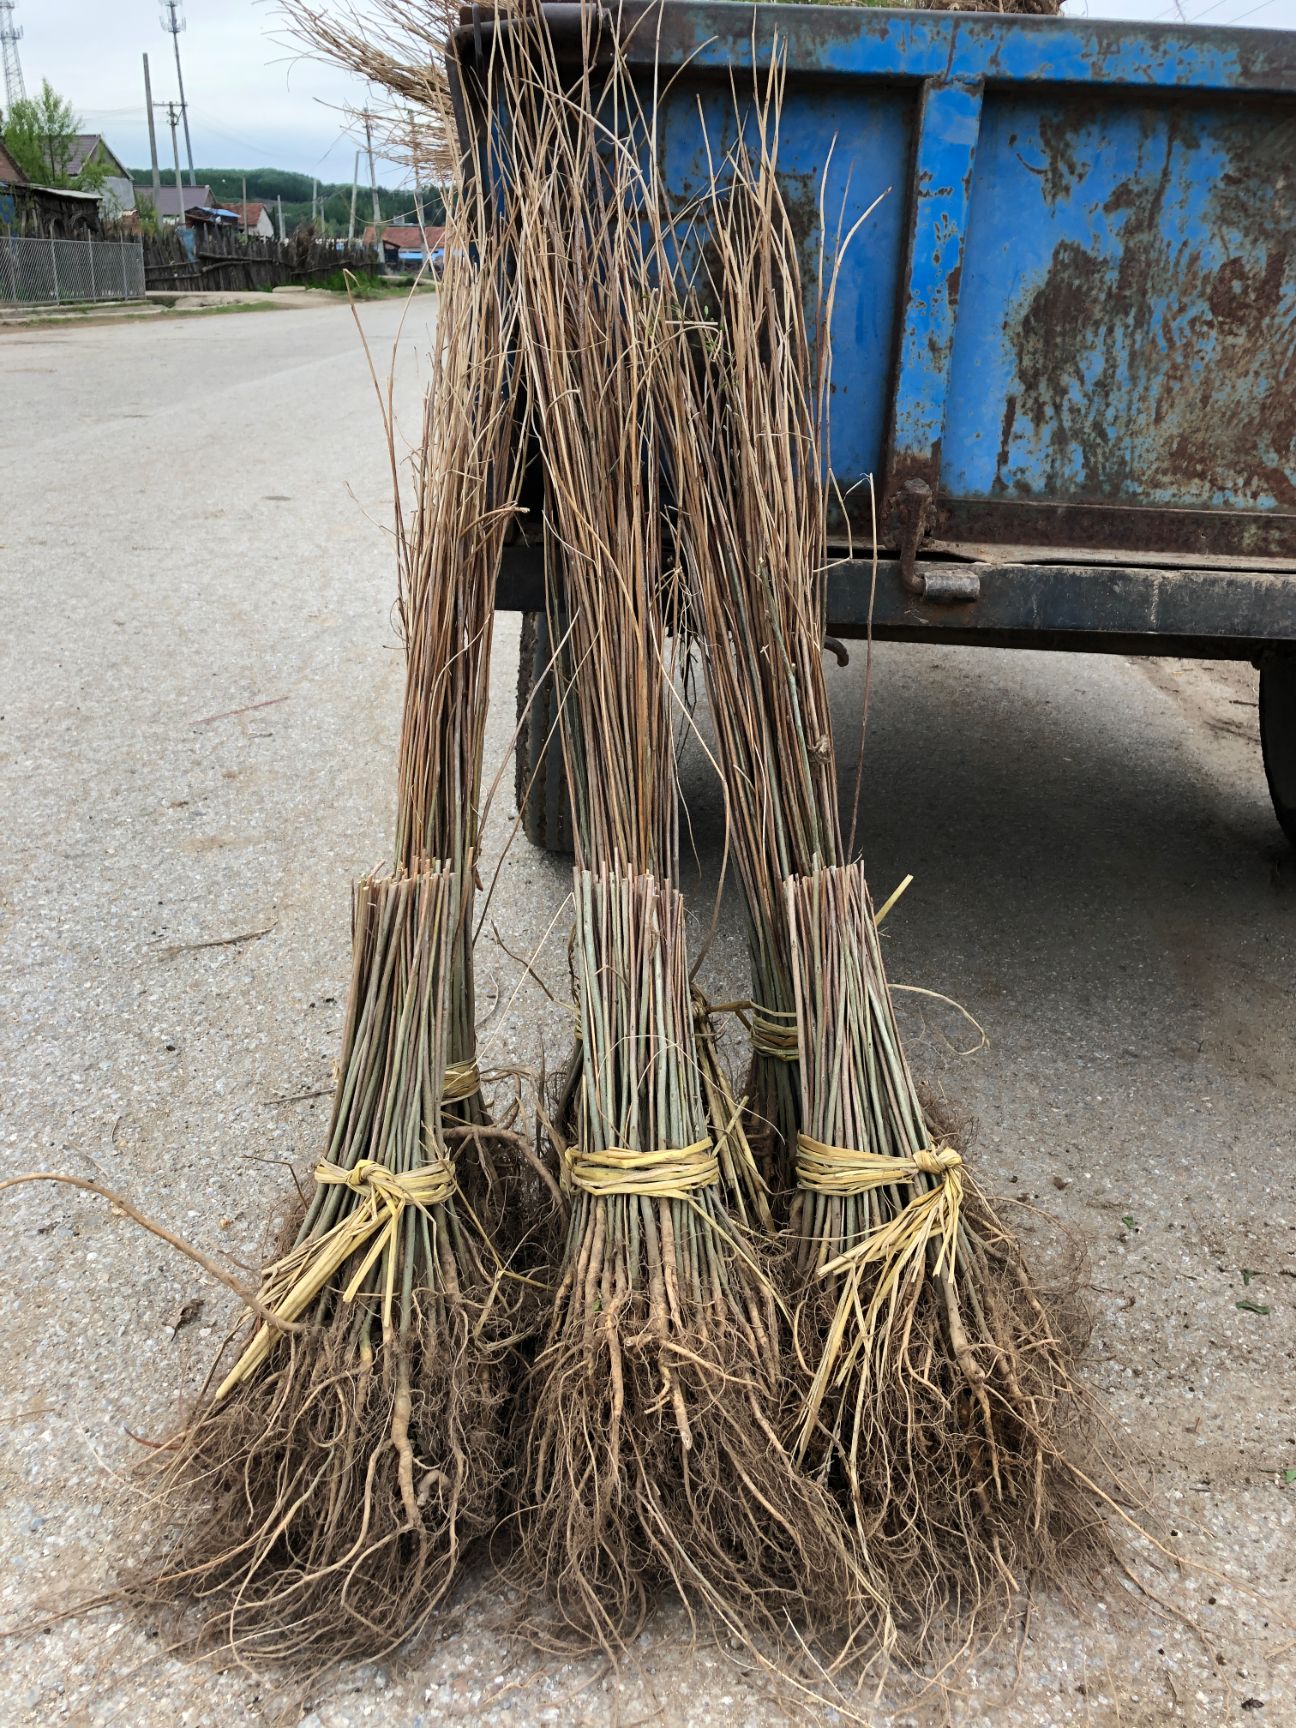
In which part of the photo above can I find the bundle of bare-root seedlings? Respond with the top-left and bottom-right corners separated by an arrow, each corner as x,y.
144,865 -> 514,1660
389,192 -> 540,1233
288,0 -> 534,1215
136,167 -> 531,1660
657,90 -> 1109,1656
490,13 -> 869,1660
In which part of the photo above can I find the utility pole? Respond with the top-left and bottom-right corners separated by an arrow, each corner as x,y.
0,0 -> 26,110
311,178 -> 318,230
364,112 -> 380,231
276,193 -> 284,242
142,53 -> 162,218
165,101 -> 185,225
241,173 -> 248,234
409,116 -> 427,252
160,0 -> 196,187
347,148 -> 359,245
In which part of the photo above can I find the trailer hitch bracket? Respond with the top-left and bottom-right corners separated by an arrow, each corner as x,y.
897,478 -> 981,605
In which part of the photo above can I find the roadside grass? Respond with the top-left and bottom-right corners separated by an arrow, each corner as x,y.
316,268 -> 432,299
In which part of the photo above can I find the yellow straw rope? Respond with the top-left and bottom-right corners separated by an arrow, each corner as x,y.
793,1135 -> 967,1458
738,874 -> 915,1066
692,991 -> 775,1233
795,1133 -> 962,1197
213,1155 -> 459,1402
564,1139 -> 718,1199
748,1006 -> 800,1062
795,1132 -> 964,1280
441,1060 -> 481,1104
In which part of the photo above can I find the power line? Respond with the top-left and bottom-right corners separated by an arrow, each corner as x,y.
186,106 -> 287,160
1220,0 -> 1280,20
1155,0 -> 1277,22
186,106 -> 383,177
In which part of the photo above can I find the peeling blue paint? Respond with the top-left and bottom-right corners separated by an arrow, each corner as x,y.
617,3 -> 1296,555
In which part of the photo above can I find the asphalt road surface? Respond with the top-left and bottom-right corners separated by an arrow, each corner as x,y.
2,296 -> 1293,1727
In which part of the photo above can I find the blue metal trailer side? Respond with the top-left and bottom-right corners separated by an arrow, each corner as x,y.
449,3 -> 1296,843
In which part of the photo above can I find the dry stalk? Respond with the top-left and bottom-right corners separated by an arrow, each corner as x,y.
390,178 -> 538,1224
491,7 -> 867,1657
141,868 -> 520,1661
140,33 -> 536,1656
292,0 -> 543,1217
654,56 -> 1111,1656
281,0 -> 462,180
786,862 -> 1108,1653
519,867 -> 864,1654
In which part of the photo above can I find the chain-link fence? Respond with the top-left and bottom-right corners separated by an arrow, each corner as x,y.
0,236 -> 146,306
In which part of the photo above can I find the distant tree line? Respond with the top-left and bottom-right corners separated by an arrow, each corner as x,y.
128,165 -> 448,236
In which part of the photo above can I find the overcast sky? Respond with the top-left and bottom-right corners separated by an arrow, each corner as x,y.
10,0 -> 1296,183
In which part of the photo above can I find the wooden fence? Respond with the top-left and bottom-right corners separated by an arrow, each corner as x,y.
142,225 -> 378,293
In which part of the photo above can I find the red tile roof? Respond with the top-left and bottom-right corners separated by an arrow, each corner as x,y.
363,223 -> 445,253
224,200 -> 268,227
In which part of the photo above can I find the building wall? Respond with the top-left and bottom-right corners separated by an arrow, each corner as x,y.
100,175 -> 137,220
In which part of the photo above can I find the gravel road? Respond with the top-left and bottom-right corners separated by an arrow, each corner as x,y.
2,297 -> 1293,1727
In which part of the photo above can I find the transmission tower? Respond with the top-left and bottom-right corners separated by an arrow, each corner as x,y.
159,0 -> 196,186
1,0 -> 26,112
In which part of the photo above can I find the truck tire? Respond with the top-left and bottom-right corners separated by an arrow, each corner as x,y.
1260,650 -> 1296,846
515,610 -> 573,855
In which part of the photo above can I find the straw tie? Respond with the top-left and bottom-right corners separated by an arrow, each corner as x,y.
442,1060 -> 481,1104
794,1135 -> 969,1456
748,1005 -> 800,1063
912,1145 -> 962,1177
214,1155 -> 459,1402
315,1154 -> 459,1211
795,1133 -> 965,1281
691,991 -> 775,1234
324,1062 -> 478,1105
796,1133 -> 962,1196
743,875 -> 914,1066
564,1140 -> 718,1200
692,996 -> 799,1063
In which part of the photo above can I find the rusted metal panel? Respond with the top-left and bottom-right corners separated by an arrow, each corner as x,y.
820,558 -> 1296,653
544,4 -> 1296,97
456,2 -> 1296,639
941,92 -> 1296,551
647,73 -> 913,513
607,6 -> 1296,561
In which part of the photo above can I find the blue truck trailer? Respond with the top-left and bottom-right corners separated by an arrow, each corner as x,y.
448,2 -> 1296,847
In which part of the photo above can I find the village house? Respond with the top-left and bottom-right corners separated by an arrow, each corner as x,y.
0,140 -> 101,237
66,134 -> 136,220
222,199 -> 276,238
135,182 -> 217,225
363,221 -> 445,272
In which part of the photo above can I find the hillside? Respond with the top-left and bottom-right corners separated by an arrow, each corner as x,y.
129,166 -> 447,235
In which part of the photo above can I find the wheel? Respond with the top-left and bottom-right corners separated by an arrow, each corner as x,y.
515,610 -> 573,855
1260,650 -> 1296,846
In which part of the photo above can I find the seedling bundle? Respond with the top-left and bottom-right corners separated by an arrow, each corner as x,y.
14,0 -> 1111,1691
